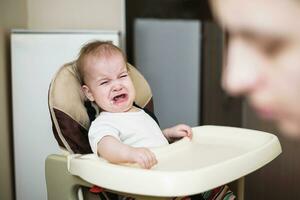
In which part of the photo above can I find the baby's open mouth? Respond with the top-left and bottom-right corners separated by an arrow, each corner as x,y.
112,93 -> 128,104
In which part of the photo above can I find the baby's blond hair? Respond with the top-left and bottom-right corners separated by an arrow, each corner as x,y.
76,41 -> 127,85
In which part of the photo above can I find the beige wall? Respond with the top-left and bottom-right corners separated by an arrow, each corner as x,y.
0,0 -> 27,199
27,0 -> 122,30
0,30 -> 15,200
0,1 -> 122,199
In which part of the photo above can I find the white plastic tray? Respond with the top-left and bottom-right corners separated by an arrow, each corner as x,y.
68,125 -> 281,197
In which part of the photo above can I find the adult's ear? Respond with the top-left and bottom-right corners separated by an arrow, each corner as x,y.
82,85 -> 95,102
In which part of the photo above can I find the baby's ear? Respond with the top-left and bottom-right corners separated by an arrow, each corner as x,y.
82,85 -> 94,101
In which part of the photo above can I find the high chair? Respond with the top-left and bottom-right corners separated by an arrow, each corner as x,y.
46,61 -> 282,200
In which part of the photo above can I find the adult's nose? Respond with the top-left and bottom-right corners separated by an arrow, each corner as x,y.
222,37 -> 262,96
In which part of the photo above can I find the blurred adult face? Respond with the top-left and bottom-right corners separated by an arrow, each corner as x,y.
210,0 -> 300,137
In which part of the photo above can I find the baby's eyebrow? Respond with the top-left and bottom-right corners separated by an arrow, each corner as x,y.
96,77 -> 108,83
118,69 -> 128,75
120,70 -> 128,74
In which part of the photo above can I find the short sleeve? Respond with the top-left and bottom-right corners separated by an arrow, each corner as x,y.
88,122 -> 120,154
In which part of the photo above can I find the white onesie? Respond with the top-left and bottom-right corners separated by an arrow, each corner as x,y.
88,109 -> 169,154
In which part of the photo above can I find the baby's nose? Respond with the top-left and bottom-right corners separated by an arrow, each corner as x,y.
112,82 -> 123,91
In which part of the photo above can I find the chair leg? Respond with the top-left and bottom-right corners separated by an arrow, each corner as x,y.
237,177 -> 245,200
45,154 -> 92,200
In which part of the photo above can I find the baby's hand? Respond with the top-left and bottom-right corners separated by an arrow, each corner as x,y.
163,124 -> 193,141
128,147 -> 157,169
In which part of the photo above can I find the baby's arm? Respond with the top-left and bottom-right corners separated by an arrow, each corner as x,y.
163,124 -> 192,142
97,135 -> 157,169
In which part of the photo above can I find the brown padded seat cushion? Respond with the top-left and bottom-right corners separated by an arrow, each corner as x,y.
48,61 -> 152,154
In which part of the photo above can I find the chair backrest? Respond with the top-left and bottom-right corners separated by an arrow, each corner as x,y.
48,61 -> 153,154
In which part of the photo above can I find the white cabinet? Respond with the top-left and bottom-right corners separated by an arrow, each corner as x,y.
11,30 -> 119,200
134,19 -> 201,128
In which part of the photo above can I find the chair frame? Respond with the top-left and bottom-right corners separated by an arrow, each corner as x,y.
45,154 -> 245,200
46,62 -> 244,200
